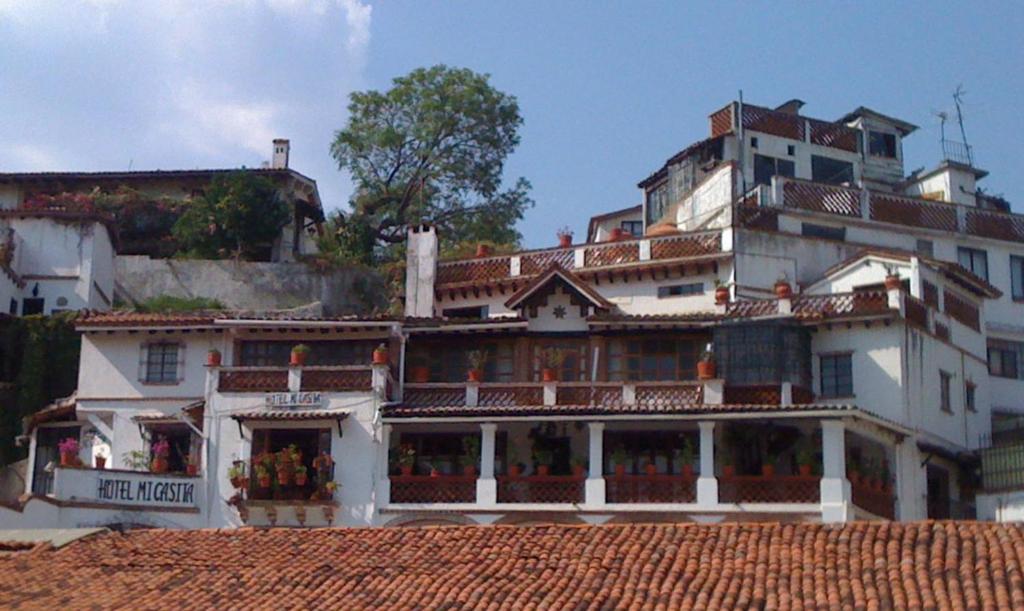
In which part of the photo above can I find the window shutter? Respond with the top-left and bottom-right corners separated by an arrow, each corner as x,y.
177,343 -> 186,382
138,343 -> 149,382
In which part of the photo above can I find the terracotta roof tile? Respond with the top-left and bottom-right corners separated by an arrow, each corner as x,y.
1,522 -> 1021,608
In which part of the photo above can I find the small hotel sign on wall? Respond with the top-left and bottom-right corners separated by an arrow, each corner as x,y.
265,392 -> 324,409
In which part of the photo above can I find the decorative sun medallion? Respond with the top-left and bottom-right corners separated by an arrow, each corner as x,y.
552,305 -> 567,319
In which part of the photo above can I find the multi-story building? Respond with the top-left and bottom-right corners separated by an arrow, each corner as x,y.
3,98 -> 1024,529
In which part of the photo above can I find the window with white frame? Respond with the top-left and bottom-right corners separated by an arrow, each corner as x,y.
819,353 -> 853,398
957,247 -> 988,281
142,342 -> 183,384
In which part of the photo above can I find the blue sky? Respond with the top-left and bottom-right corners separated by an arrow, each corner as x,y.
1,2 -> 1022,248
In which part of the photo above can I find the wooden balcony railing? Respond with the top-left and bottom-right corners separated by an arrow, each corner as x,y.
218,368 -> 289,392
605,474 -> 696,503
496,475 -> 585,503
851,480 -> 895,519
389,475 -> 477,504
217,366 -> 373,393
718,474 -> 820,504
300,367 -> 373,392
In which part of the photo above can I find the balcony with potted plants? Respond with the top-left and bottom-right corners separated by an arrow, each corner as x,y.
210,343 -> 386,394
228,448 -> 339,526
717,423 -> 821,505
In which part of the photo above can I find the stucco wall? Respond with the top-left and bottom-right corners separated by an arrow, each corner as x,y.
114,256 -> 385,315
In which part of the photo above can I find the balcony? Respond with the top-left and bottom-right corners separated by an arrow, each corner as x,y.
497,474 -> 585,504
718,473 -> 820,504
605,473 -> 696,503
216,366 -> 375,393
390,475 -> 476,504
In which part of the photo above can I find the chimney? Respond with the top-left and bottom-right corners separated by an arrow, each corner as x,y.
404,225 -> 438,318
271,139 -> 290,169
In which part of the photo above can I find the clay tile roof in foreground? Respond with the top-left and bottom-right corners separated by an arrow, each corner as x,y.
1,522 -> 1022,608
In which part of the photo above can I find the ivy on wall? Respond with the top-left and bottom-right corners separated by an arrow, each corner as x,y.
0,313 -> 80,465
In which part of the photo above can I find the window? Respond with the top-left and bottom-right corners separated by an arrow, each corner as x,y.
957,248 -> 987,279
811,155 -> 854,185
442,305 -> 488,319
819,353 -> 853,398
8,299 -> 15,315
787,144 -> 795,156
868,131 -> 897,158
750,137 -> 758,148
916,239 -> 934,258
249,428 -> 332,500
1011,255 -> 1024,301
239,340 -> 376,367
620,220 -> 643,237
645,184 -> 668,226
965,382 -> 977,413
532,340 -> 588,382
144,342 -> 181,384
714,323 -> 812,388
147,424 -> 199,473
753,154 -> 795,186
940,371 -> 952,413
657,283 -> 703,298
22,298 -> 44,315
608,338 -> 701,381
407,340 -> 514,383
801,223 -> 846,241
957,247 -> 989,281
988,340 -> 1022,379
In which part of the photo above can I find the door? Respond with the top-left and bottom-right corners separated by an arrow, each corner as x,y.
32,425 -> 80,495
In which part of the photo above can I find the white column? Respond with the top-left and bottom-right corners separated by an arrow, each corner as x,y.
371,363 -> 389,400
376,424 -> 391,507
697,421 -> 718,507
477,423 -> 497,506
820,420 -> 851,522
895,438 -> 925,521
288,366 -> 301,393
585,422 -> 605,507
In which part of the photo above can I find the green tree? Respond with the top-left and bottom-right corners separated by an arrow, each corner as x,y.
329,65 -> 533,263
172,171 -> 290,261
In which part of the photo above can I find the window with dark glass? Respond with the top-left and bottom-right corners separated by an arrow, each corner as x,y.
645,184 -> 669,226
407,340 -> 514,382
940,371 -> 952,413
145,342 -> 180,383
620,220 -> 643,237
916,239 -> 934,258
811,155 -> 854,185
957,246 -> 988,281
147,423 -> 198,473
801,223 -> 846,241
1011,255 -> 1024,301
988,340 -> 1022,379
868,131 -> 897,158
607,338 -> 700,381
819,353 -> 853,398
239,340 -> 376,367
21,298 -> 44,315
657,283 -> 703,298
965,382 -> 976,413
753,154 -> 795,186
399,431 -> 508,476
442,305 -> 489,319
532,340 -> 588,382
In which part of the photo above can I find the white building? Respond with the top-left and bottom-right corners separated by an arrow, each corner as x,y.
3,98 -> 1024,529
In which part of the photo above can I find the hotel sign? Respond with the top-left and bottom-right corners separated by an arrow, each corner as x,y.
265,391 -> 324,409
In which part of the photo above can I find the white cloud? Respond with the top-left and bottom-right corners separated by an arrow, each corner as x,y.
340,0 -> 372,55
160,82 -> 279,159
4,144 -> 63,170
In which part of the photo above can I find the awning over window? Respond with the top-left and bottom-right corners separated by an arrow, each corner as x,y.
230,409 -> 351,422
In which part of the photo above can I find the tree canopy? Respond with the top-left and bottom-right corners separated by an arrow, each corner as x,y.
172,171 -> 290,260
327,65 -> 533,263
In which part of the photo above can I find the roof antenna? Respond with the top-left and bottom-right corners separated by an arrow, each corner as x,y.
128,159 -> 133,171
952,85 -> 973,166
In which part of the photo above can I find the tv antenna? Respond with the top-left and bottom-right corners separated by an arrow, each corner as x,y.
950,85 -> 974,166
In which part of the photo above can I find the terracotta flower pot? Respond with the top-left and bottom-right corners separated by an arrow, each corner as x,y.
722,465 -> 735,477
400,465 -> 413,476
207,350 -> 222,367
410,366 -> 430,383
537,465 -> 550,476
463,465 -> 477,477
276,469 -> 291,486
645,463 -> 657,476
60,451 -> 76,467
715,286 -> 729,305
430,468 -> 440,478
467,369 -> 483,383
231,476 -> 247,490
609,227 -> 625,242
509,464 -> 522,478
295,473 -> 308,487
558,234 -> 572,248
290,350 -> 308,366
95,455 -> 106,470
186,464 -> 198,476
614,464 -> 626,477
151,457 -> 168,474
774,281 -> 792,300
798,464 -> 812,477
542,368 -> 557,382
372,347 -> 389,365
761,464 -> 775,477
697,361 -> 716,380
884,275 -> 901,291
258,475 -> 271,489
475,244 -> 492,258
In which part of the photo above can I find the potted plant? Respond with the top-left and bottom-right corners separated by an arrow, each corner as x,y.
123,450 -> 149,472
466,350 -> 487,382
324,481 -> 338,499
462,436 -> 480,477
761,452 -> 777,477
557,226 -> 573,248
678,438 -> 695,478
294,465 -> 308,487
256,464 -> 272,489
571,458 -> 586,477
644,460 -> 658,476
150,437 -> 170,473
207,348 -> 222,367
609,227 -> 625,242
228,462 -> 247,490
722,459 -> 735,478
611,446 -> 629,476
796,446 -> 814,476
94,452 -> 107,470
58,437 -> 80,467
429,463 -> 441,478
372,343 -> 389,365
774,275 -> 793,299
697,345 -> 716,380
290,344 -> 311,366
275,449 -> 292,486
533,449 -> 553,476
540,348 -> 563,382
475,243 -> 492,258
185,454 -> 199,476
396,444 -> 416,476
714,279 -> 730,305
884,266 -> 901,291
409,363 -> 430,383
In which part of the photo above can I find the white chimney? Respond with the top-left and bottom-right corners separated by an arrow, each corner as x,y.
271,139 -> 290,169
404,225 -> 438,318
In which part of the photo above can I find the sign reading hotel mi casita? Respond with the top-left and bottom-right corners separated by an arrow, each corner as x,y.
265,391 -> 324,409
